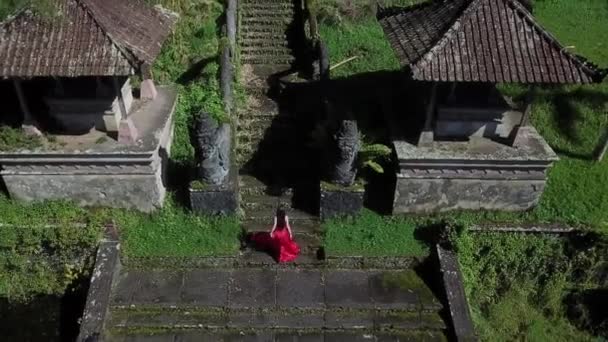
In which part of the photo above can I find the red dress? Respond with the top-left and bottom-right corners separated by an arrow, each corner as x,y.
250,225 -> 300,263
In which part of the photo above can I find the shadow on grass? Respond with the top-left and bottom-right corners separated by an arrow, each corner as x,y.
177,56 -> 218,85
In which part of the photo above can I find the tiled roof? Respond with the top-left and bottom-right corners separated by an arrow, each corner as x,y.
378,0 -> 607,84
0,0 -> 178,78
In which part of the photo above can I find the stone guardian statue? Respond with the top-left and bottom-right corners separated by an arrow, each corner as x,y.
193,112 -> 231,185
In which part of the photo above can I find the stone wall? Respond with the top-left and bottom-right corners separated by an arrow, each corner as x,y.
394,167 -> 547,213
77,239 -> 121,342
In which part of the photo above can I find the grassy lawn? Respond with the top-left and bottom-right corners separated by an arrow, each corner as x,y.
115,199 -> 241,259
323,210 -> 429,257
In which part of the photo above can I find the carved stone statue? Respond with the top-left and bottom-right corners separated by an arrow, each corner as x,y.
193,111 -> 231,185
329,118 -> 359,186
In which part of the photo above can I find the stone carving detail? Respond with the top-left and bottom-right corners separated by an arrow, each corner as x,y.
329,119 -> 359,186
193,111 -> 231,185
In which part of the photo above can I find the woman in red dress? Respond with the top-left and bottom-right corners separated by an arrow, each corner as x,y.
249,208 -> 300,263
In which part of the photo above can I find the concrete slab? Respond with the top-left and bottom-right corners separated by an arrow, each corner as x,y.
181,269 -> 231,306
130,270 -> 183,305
229,269 -> 276,308
325,270 -> 372,308
276,270 -> 324,308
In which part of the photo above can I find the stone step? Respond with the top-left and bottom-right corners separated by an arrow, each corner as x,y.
241,38 -> 290,48
107,307 -> 445,332
106,330 -> 448,342
240,25 -> 289,35
241,17 -> 292,27
245,206 -> 317,221
242,55 -> 295,66
241,9 -> 294,17
241,46 -> 294,56
241,31 -> 288,41
244,218 -> 321,235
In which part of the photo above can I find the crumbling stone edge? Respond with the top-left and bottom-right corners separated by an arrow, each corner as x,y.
436,244 -> 478,342
77,239 -> 122,342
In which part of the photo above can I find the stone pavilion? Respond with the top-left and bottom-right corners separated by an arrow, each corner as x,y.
0,0 -> 179,212
377,0 -> 607,213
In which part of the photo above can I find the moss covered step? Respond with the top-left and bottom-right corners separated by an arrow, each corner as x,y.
106,307 -> 445,332
241,46 -> 293,56
105,328 -> 447,342
241,55 -> 295,65
241,39 -> 291,48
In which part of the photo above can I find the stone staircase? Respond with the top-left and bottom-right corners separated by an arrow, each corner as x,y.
237,0 -> 302,166
103,267 -> 448,341
239,174 -> 322,265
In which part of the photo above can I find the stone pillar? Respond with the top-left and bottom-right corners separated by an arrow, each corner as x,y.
140,64 -> 157,100
512,86 -> 535,146
113,77 -> 138,144
418,83 -> 438,146
14,79 -> 42,136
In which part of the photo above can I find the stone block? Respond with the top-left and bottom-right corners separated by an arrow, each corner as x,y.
228,269 -> 276,308
181,269 -> 231,306
324,270 -> 372,308
320,182 -> 365,221
276,270 -> 324,308
189,165 -> 238,216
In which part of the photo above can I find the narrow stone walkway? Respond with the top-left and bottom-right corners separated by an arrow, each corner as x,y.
104,268 -> 447,341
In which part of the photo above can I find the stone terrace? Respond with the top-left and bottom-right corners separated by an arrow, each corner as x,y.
103,267 -> 447,341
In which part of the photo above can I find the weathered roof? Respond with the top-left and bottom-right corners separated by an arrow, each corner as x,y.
378,0 -> 607,84
0,0 -> 178,78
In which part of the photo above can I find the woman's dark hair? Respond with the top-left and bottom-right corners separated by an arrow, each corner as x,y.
276,207 -> 286,228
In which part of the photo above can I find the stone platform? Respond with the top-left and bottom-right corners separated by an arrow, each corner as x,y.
103,267 -> 446,341
0,87 -> 177,212
393,126 -> 558,213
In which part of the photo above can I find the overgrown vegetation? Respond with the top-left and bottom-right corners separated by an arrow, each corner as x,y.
0,126 -> 43,151
0,198 -> 102,301
452,230 -> 607,341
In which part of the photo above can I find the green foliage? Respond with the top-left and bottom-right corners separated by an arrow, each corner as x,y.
0,197 -> 102,301
319,18 -> 400,77
358,140 -> 391,174
116,197 -> 241,258
148,0 -> 226,165
323,209 -> 429,257
453,230 -> 607,340
0,0 -> 57,21
0,126 -> 43,151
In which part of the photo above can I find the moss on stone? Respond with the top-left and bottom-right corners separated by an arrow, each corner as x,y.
379,270 -> 436,303
320,180 -> 365,192
189,180 -> 210,191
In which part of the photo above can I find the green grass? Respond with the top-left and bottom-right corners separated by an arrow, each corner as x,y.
319,18 -> 400,78
323,209 -> 429,257
115,199 -> 241,259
